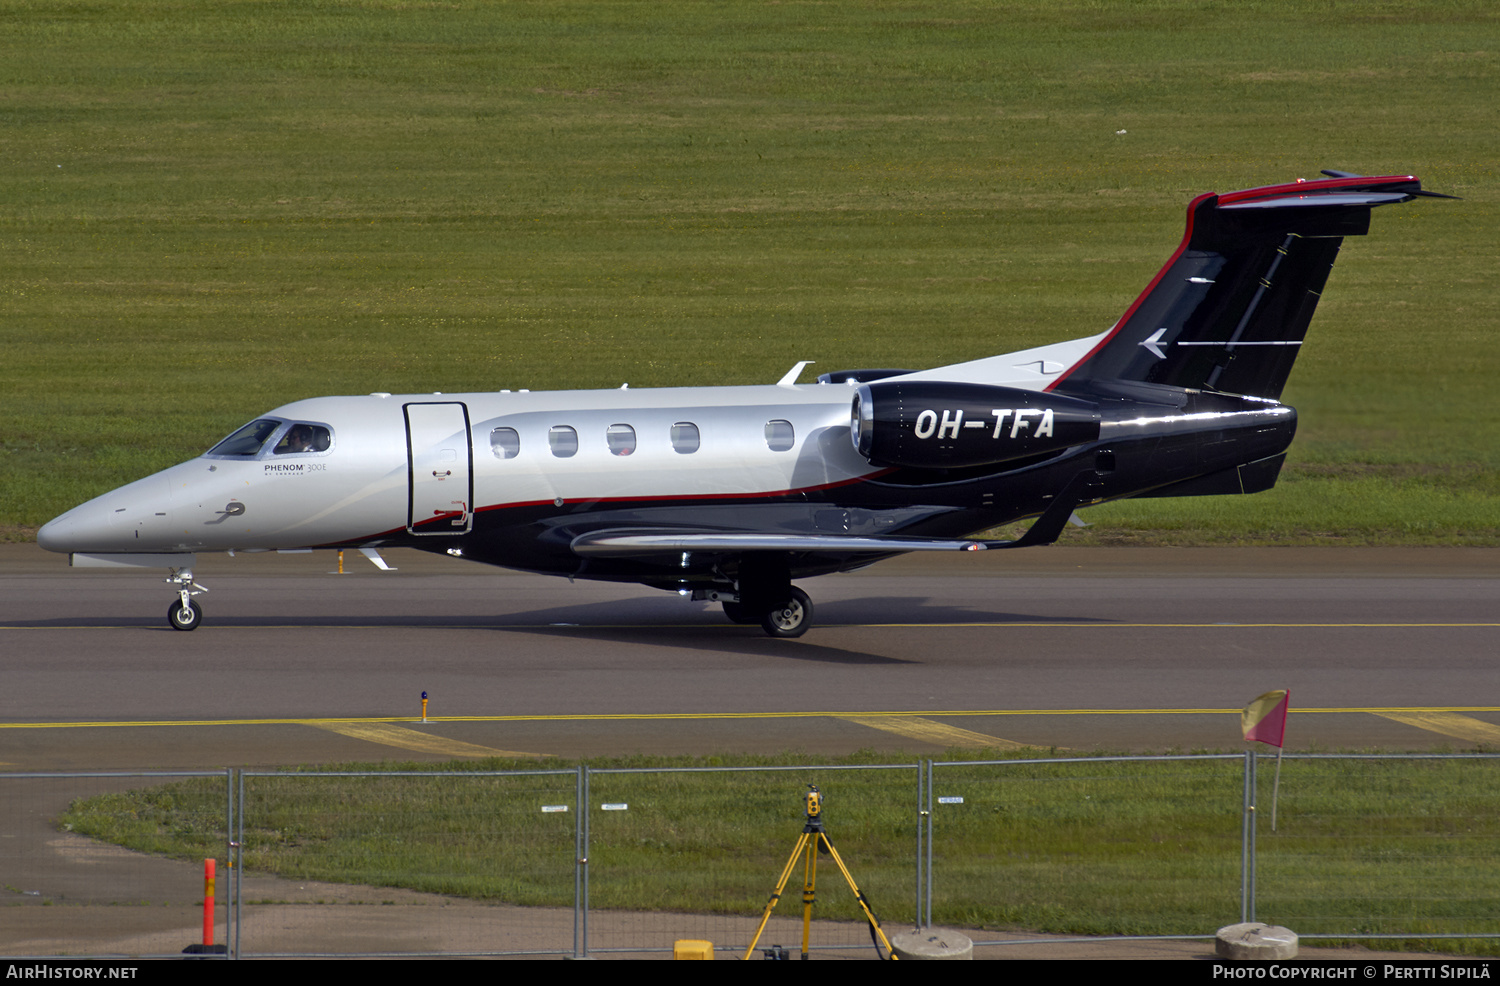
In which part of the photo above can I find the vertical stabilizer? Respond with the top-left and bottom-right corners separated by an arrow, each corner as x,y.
1049,173 -> 1443,401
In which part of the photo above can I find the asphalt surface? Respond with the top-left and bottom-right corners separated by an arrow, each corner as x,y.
2,543 -> 1497,959
4,543 -> 1498,762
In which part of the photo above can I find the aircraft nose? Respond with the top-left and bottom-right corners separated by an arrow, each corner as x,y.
36,473 -> 175,554
36,512 -> 77,553
38,500 -> 124,554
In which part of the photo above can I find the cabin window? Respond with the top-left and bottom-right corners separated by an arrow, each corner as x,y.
272,423 -> 332,454
670,422 -> 700,454
490,427 -> 520,459
549,425 -> 579,458
765,419 -> 795,452
607,423 -> 637,456
207,419 -> 283,457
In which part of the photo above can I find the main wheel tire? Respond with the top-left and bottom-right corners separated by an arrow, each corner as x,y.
760,586 -> 813,638
722,600 -> 760,625
168,599 -> 202,631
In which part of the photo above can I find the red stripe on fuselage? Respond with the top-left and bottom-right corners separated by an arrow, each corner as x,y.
313,468 -> 896,547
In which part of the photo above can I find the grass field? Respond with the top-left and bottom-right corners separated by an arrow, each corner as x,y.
3,1 -> 1497,543
59,751 -> 1500,952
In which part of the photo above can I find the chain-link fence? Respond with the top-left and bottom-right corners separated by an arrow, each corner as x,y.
0,771 -> 232,959
1253,754 -> 1500,943
5,754 -> 1498,958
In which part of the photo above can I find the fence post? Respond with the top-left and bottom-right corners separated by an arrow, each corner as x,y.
583,764 -> 591,958
222,768 -> 231,959
231,767 -> 242,960
924,759 -> 934,929
572,764 -> 588,958
1249,752 -> 1257,922
1240,750 -> 1257,923
914,759 -> 924,928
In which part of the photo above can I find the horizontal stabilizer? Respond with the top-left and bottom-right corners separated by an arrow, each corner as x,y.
1132,453 -> 1287,499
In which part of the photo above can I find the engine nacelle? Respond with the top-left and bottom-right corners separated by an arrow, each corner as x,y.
851,381 -> 1101,469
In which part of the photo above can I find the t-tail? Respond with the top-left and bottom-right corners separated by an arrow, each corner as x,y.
1048,171 -> 1453,402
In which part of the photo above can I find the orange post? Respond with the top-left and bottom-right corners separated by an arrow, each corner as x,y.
202,858 -> 215,946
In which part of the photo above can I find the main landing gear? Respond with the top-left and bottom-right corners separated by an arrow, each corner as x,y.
718,587 -> 813,637
695,555 -> 815,638
755,587 -> 813,639
165,567 -> 208,631
695,588 -> 816,638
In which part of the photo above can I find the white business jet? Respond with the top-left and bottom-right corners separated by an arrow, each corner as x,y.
39,172 -> 1447,636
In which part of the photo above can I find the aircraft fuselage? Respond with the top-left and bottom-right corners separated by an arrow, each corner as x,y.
41,381 -> 1294,588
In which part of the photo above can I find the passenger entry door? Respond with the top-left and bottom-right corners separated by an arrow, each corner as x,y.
404,402 -> 473,536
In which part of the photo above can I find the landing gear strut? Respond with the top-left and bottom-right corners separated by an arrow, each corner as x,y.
738,553 -> 815,638
692,555 -> 816,637
721,600 -> 760,625
165,567 -> 208,631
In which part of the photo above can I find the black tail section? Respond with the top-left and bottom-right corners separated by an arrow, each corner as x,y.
1050,173 -> 1448,401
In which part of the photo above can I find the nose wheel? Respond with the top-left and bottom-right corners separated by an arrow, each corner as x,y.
168,598 -> 203,631
165,567 -> 208,631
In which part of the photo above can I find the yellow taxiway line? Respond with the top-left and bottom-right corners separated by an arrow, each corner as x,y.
1373,712 -> 1500,745
310,721 -> 548,759
836,715 -> 1032,750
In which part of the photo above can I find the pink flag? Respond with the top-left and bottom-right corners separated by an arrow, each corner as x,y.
1242,689 -> 1289,748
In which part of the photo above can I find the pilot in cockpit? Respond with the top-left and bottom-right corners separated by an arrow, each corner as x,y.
274,424 -> 327,454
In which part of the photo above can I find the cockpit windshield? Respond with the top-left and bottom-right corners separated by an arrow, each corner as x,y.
207,419 -> 284,457
207,419 -> 333,457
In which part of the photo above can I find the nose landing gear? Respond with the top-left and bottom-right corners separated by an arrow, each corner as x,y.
168,598 -> 203,630
165,568 -> 208,631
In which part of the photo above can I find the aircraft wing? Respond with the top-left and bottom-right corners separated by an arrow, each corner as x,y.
571,471 -> 1094,558
572,531 -> 995,556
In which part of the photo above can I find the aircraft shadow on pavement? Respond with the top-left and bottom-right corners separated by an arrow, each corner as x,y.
10,594 -> 1113,636
490,595 -> 1115,665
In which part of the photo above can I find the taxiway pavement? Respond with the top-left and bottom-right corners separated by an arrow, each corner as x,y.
3,543 -> 1496,766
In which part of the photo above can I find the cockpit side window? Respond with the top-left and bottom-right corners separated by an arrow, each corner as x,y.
207,419 -> 283,457
273,423 -> 332,454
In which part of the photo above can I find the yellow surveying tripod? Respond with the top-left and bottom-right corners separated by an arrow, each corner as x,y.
742,785 -> 897,960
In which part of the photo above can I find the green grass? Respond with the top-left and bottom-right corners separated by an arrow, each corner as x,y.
3,1 -> 1498,542
57,750 -> 1500,953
